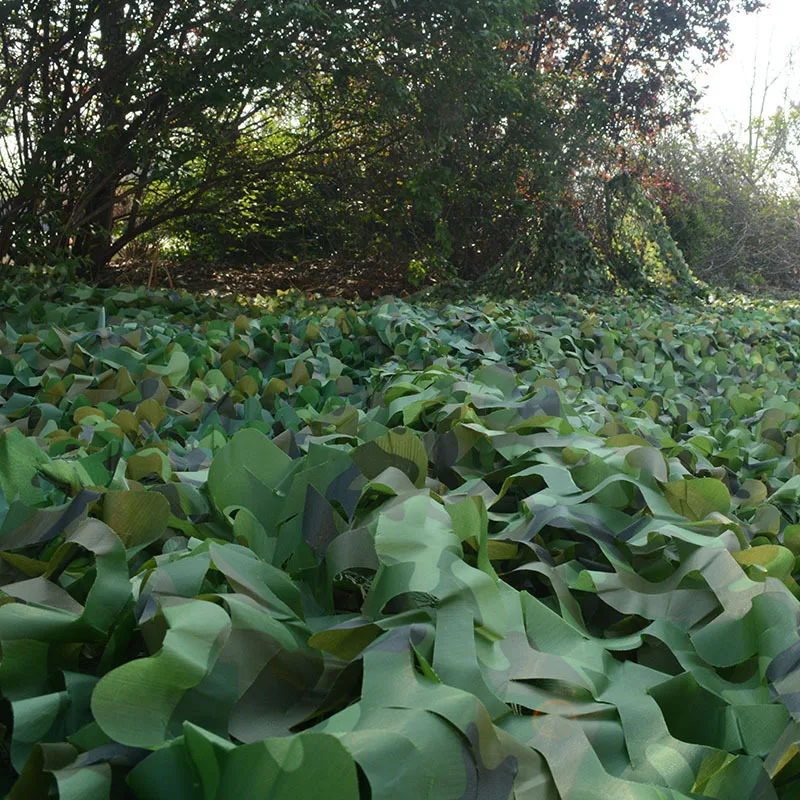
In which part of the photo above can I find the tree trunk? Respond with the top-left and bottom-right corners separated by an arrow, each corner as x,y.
73,0 -> 130,279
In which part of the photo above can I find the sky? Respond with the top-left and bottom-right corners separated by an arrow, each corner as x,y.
695,0 -> 800,137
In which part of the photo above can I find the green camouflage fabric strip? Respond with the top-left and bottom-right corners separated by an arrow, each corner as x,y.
2,283 -> 800,797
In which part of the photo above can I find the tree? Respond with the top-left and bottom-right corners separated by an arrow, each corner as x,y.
636,32 -> 800,290
158,0 -> 539,277
639,120 -> 800,287
519,1 -> 763,136
478,0 -> 767,290
0,0 -> 766,284
0,0 -> 394,276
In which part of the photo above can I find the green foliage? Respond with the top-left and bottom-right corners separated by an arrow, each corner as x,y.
476,203 -> 610,295
0,0 -> 326,274
474,177 -> 700,298
518,0 -> 764,137
3,283 -> 800,796
644,124 -> 800,287
0,0 -> 764,288
604,173 -> 699,293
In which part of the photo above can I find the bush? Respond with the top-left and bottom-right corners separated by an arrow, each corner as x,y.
645,126 -> 800,288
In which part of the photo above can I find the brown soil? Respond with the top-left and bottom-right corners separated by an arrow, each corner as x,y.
99,257 -> 415,300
